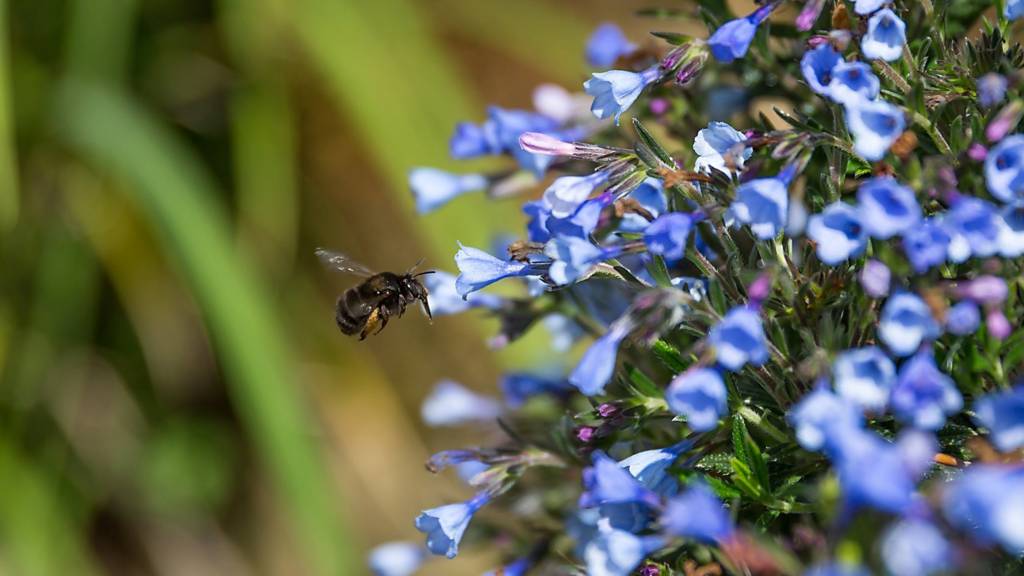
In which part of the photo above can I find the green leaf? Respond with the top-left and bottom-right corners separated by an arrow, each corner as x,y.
652,339 -> 688,374
632,117 -> 676,168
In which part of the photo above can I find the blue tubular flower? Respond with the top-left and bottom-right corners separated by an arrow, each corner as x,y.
977,73 -> 1009,108
708,3 -> 777,63
859,259 -> 891,298
944,465 -> 1024,554
1006,0 -> 1024,20
830,428 -> 925,513
409,168 -> 488,214
618,440 -> 694,497
693,121 -> 751,173
731,172 -> 791,240
833,346 -> 896,411
984,134 -> 1024,203
861,9 -> 906,62
804,564 -> 870,576
973,386 -> 1024,452
368,541 -> 426,576
826,62 -> 881,106
421,380 -> 502,427
569,321 -> 632,396
586,23 -> 636,67
542,171 -> 608,218
800,44 -> 842,96
878,292 -> 940,357
619,178 -> 667,232
881,519 -> 952,576
856,176 -> 921,238
844,98 -> 905,161
807,202 -> 867,265
546,193 -> 613,240
945,301 -> 980,335
661,483 -> 735,543
709,306 -> 769,371
585,65 -> 661,124
643,212 -> 697,261
415,492 -> 490,558
854,0 -> 887,14
426,449 -> 479,473
580,451 -> 659,508
449,121 -> 499,159
944,197 -> 1001,261
584,520 -> 666,576
500,373 -> 571,408
890,350 -> 962,430
665,368 -> 728,432
424,271 -> 504,316
998,204 -> 1024,257
788,386 -> 863,452
487,107 -> 560,176
485,558 -> 531,576
545,235 -> 621,286
454,244 -> 535,297
902,217 -> 950,272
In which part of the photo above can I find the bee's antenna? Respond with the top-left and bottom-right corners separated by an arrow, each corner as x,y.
414,270 -> 436,277
406,257 -> 426,275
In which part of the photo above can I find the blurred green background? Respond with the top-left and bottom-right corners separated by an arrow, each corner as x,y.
0,0 -> 708,574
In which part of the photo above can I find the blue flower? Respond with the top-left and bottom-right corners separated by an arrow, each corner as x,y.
984,134 -> 1024,204
807,202 -> 867,264
944,465 -> 1024,554
661,483 -> 735,543
787,386 -> 863,452
945,301 -> 980,335
454,244 -> 535,297
693,121 -> 751,173
890,350 -> 962,430
901,217 -> 950,273
426,449 -> 479,473
449,120 -> 499,159
542,172 -> 609,218
500,373 -> 571,408
569,321 -> 632,396
973,386 -> 1024,452
833,347 -> 896,411
485,558 -> 531,576
1006,0 -> 1024,20
804,564 -> 870,576
830,428 -> 928,513
455,461 -> 489,484
826,62 -> 881,106
619,178 -> 667,232
977,72 -> 1009,108
546,193 -> 613,240
861,9 -> 906,62
586,23 -> 636,67
859,259 -> 891,298
618,440 -> 694,497
420,380 -> 502,427
368,542 -> 426,576
878,292 -> 940,357
856,176 -> 921,238
415,493 -> 490,558
409,168 -> 488,213
585,65 -> 661,124
800,44 -> 843,96
488,106 -> 560,176
580,451 -> 659,509
844,98 -> 905,161
665,368 -> 728,432
731,171 -> 792,240
545,235 -> 621,286
709,307 -> 769,371
998,204 -> 1024,257
584,519 -> 666,576
854,0 -> 887,14
944,197 -> 1001,261
881,520 -> 952,576
424,271 -> 504,316
707,3 -> 776,63
643,212 -> 698,261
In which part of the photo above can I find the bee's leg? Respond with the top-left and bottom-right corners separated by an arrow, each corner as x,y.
375,306 -> 391,334
360,309 -> 381,340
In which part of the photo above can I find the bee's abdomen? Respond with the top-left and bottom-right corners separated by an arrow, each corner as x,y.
335,293 -> 366,335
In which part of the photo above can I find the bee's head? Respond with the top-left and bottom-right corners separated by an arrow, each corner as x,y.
402,267 -> 434,320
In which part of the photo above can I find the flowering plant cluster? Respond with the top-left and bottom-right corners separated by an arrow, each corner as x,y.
375,1 -> 1024,575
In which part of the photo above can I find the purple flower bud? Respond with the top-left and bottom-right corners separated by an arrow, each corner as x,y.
986,100 -> 1024,143
945,301 -> 981,336
576,426 -> 596,443
649,98 -> 670,115
860,259 -> 891,298
968,142 -> 988,161
519,132 -> 577,157
796,0 -> 826,31
747,272 -> 773,304
639,565 -> 662,576
956,275 -> 1009,305
986,308 -> 1011,340
977,73 -> 1009,108
597,403 -> 618,418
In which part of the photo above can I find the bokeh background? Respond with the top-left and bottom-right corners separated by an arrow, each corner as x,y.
0,0 -> 716,574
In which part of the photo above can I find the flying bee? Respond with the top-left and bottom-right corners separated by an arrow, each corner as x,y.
315,248 -> 433,339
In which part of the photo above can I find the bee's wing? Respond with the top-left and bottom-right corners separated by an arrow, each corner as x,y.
315,248 -> 374,277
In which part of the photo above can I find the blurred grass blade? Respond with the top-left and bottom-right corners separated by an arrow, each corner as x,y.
0,0 -> 18,232
55,80 -> 353,575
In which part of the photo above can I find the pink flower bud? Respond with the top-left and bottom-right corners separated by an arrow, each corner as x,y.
986,309 -> 1011,340
957,276 -> 1009,306
519,132 -> 577,157
986,100 -> 1024,143
967,142 -> 988,161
